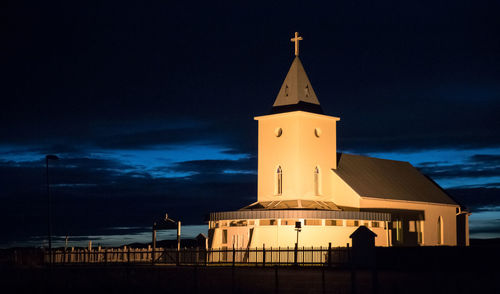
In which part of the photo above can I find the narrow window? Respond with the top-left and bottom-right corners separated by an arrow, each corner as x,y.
276,166 -> 283,195
304,219 -> 322,226
437,216 -> 443,245
346,220 -> 359,227
409,221 -> 416,232
222,229 -> 228,244
281,219 -> 299,226
393,220 -> 403,243
260,219 -> 277,226
325,220 -> 343,226
314,166 -> 321,195
416,220 -> 423,245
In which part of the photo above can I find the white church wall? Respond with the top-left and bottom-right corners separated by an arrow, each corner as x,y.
210,219 -> 389,249
360,197 -> 459,246
330,170 -> 362,208
255,113 -> 300,202
255,111 -> 339,202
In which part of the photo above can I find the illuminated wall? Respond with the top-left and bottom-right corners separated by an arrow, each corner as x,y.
255,111 -> 340,202
360,197 -> 460,246
209,219 -> 389,249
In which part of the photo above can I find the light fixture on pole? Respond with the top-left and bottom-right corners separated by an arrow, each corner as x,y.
295,221 -> 302,246
152,213 -> 180,265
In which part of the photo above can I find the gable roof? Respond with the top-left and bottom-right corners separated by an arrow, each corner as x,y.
349,226 -> 378,238
271,57 -> 323,114
333,153 -> 458,205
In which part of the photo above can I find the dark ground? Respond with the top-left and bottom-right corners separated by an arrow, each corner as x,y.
2,240 -> 500,294
1,265 -> 499,294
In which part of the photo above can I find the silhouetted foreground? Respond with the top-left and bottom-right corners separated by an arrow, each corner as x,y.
2,242 -> 500,293
1,264 -> 500,294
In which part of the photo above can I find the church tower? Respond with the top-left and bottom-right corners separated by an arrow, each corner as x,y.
254,32 -> 340,203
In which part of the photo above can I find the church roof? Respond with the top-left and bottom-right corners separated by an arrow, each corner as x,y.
334,153 -> 458,206
271,57 -> 323,114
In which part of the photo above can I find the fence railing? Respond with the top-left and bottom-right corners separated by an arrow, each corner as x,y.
43,245 -> 351,267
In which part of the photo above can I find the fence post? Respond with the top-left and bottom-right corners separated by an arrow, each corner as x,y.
347,243 -> 351,263
302,246 -> 305,266
278,247 -> 281,265
263,244 -> 266,267
195,247 -> 199,266
232,245 -> 235,267
88,241 -> 92,263
294,243 -> 298,266
205,248 -> 208,266
328,242 -> 332,267
176,247 -> 180,266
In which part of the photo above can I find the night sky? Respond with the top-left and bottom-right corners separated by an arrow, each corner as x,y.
2,0 -> 500,247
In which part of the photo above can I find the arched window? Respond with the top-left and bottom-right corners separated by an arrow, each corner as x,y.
437,216 -> 443,245
276,166 -> 282,196
314,166 -> 321,195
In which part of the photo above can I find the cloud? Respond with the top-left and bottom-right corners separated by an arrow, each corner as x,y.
415,153 -> 500,180
446,187 -> 500,211
169,157 -> 256,175
469,154 -> 500,165
0,153 -> 256,247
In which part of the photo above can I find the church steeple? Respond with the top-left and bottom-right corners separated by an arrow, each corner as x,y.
271,33 -> 323,114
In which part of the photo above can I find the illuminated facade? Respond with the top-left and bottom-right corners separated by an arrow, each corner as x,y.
208,34 -> 469,250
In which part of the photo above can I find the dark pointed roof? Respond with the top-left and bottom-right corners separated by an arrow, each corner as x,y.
350,226 -> 378,238
271,57 -> 323,114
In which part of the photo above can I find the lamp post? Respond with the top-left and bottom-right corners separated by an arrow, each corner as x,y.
294,221 -> 302,266
46,154 -> 59,265
152,213 -> 180,264
295,221 -> 302,245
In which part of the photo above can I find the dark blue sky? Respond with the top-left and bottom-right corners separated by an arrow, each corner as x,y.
2,0 -> 500,247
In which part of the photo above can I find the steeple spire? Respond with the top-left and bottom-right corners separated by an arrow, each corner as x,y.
271,33 -> 322,114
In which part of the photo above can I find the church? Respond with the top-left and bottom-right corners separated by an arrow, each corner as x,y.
208,33 -> 470,250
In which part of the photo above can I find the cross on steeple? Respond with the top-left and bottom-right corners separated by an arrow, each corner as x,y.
290,32 -> 303,56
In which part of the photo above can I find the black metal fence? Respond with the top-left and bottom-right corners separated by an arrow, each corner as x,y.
43,245 -> 351,267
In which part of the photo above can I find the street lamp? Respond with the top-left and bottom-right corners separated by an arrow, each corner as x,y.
152,213 -> 181,265
46,154 -> 59,265
295,221 -> 302,246
294,221 -> 302,266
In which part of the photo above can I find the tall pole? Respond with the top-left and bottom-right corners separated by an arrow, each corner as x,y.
46,156 -> 52,265
152,223 -> 156,265
177,221 -> 181,251
45,155 -> 58,265
176,221 -> 181,266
